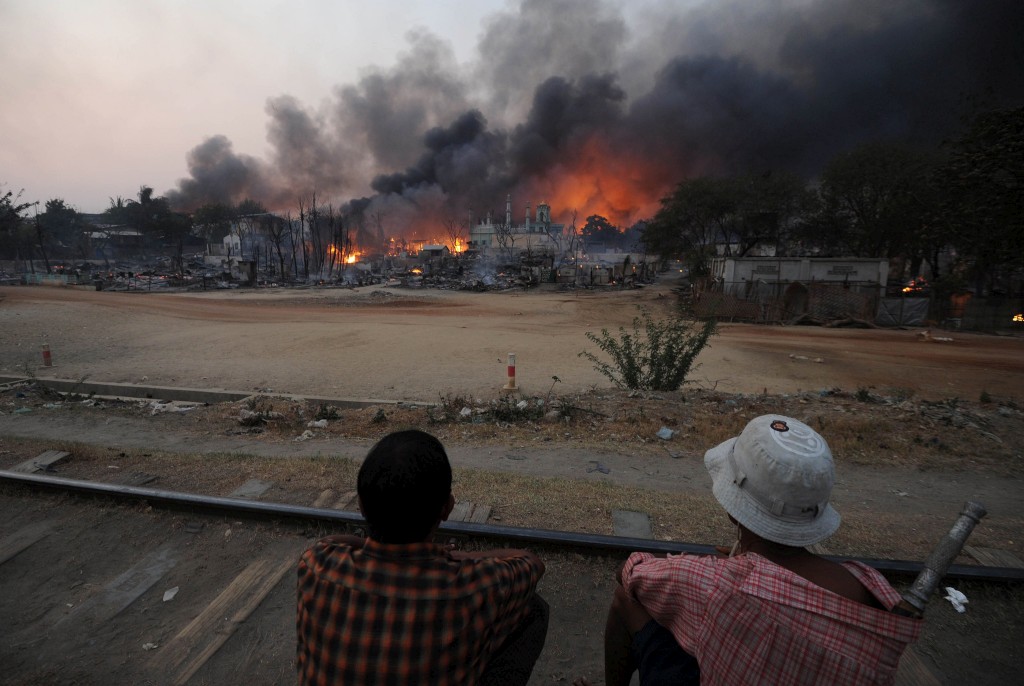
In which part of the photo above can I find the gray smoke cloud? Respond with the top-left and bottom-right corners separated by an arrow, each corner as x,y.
167,0 -> 1023,233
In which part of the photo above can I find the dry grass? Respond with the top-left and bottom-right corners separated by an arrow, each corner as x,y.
2,382 -> 1022,562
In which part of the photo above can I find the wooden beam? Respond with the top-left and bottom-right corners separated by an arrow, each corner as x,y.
11,450 -> 70,474
895,647 -> 943,686
964,545 -> 1024,568
154,550 -> 295,685
0,520 -> 54,565
468,505 -> 492,524
50,545 -> 178,629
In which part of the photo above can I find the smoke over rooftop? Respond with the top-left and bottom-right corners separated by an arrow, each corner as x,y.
167,0 -> 1023,235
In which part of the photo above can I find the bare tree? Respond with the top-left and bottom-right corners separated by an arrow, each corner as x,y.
442,214 -> 467,254
492,219 -> 516,264
264,213 -> 292,279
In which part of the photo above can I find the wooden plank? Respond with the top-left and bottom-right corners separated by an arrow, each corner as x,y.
0,520 -> 54,565
113,471 -> 159,486
448,501 -> 473,523
154,551 -> 295,685
312,489 -> 336,508
895,646 -> 944,686
10,450 -> 70,474
228,479 -> 273,500
332,489 -> 358,510
612,510 -> 652,539
468,504 -> 491,524
964,545 -> 1024,568
51,545 -> 178,629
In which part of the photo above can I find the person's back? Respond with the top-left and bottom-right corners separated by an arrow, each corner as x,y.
296,430 -> 547,686
622,550 -> 919,686
578,416 -> 921,686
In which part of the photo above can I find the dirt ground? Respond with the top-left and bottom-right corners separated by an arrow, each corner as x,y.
2,281 -> 1022,403
1,279 -> 1023,684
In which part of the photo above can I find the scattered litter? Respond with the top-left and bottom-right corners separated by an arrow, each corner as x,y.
516,400 -> 528,410
183,521 -> 204,534
917,330 -> 954,343
162,586 -> 179,602
656,427 -> 676,440
307,419 -> 328,429
149,401 -> 197,415
586,461 -> 611,474
892,489 -> 910,497
13,407 -> 31,414
295,429 -> 315,441
944,587 -> 968,613
460,407 -> 473,418
142,642 -> 159,651
43,402 -> 63,409
789,354 -> 824,363
224,528 -> 232,539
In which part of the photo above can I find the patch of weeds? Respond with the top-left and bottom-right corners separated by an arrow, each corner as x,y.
580,307 -> 717,391
490,396 -> 544,423
238,395 -> 279,427
979,390 -> 992,404
315,404 -> 341,420
428,393 -> 473,424
855,387 -> 875,403
888,387 -> 914,403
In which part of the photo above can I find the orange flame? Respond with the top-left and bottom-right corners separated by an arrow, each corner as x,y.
1013,314 -> 1023,322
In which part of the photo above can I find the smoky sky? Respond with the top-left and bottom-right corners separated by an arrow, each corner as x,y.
166,0 -> 1024,231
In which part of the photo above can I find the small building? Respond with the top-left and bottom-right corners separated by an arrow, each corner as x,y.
419,244 -> 450,259
711,257 -> 889,293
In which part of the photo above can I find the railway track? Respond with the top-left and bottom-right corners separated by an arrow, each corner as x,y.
1,470 -> 1021,685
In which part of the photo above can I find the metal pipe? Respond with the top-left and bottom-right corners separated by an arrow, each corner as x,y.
2,470 -> 1020,582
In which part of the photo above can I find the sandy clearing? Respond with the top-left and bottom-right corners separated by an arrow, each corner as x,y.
2,281 -> 1022,404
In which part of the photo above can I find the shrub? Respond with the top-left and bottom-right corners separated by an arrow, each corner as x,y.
579,308 -> 716,391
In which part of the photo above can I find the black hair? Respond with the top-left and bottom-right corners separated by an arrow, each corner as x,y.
357,429 -> 452,543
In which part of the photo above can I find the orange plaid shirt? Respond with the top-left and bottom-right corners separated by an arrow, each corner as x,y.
296,538 -> 543,686
622,552 -> 922,686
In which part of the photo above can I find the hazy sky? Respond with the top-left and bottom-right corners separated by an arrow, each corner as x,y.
0,0 -> 510,212
1,0 -> 1020,224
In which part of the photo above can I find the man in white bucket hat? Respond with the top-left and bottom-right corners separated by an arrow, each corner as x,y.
575,415 -> 921,686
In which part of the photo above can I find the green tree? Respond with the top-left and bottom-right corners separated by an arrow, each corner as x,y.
39,199 -> 86,256
192,203 -> 235,243
935,107 -> 1024,294
642,177 -> 736,275
733,172 -> 815,257
0,187 -> 37,261
814,142 -> 934,260
582,214 -> 620,244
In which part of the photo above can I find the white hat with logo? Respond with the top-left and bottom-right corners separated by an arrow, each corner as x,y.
704,415 -> 840,547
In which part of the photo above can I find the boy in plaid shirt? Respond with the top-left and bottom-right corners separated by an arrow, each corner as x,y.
297,429 -> 548,685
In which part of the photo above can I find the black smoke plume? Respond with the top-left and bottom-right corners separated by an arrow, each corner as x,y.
167,0 -> 1023,232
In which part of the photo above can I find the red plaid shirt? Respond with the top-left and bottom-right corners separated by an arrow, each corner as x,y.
622,552 -> 922,686
296,538 -> 543,685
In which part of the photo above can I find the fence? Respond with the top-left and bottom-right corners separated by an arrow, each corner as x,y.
693,279 -> 883,324
691,279 -> 1024,333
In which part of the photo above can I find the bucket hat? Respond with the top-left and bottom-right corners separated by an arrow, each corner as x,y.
704,415 -> 840,547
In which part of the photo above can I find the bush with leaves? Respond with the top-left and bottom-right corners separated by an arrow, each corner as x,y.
579,308 -> 716,391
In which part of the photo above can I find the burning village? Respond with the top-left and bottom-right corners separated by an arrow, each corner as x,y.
1,1 -> 1023,685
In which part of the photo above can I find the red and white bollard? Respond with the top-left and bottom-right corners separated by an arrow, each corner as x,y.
41,343 -> 52,367
502,352 -> 518,393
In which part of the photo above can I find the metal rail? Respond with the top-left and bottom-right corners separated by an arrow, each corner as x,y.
2,470 -> 1021,583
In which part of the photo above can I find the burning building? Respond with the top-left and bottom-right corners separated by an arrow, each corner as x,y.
469,195 -> 566,258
